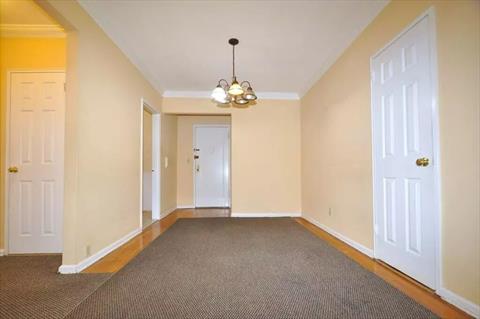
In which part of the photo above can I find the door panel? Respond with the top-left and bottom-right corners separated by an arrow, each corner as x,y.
372,16 -> 437,288
194,126 -> 230,207
8,72 -> 65,253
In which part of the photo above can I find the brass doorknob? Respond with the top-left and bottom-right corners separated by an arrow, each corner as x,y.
416,157 -> 429,167
8,166 -> 18,173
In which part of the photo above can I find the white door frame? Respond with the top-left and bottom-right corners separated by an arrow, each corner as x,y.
3,69 -> 66,255
370,7 -> 441,290
193,124 -> 231,208
139,98 -> 161,227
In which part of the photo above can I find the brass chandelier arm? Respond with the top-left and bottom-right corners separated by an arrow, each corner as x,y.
240,81 -> 252,89
218,79 -> 230,89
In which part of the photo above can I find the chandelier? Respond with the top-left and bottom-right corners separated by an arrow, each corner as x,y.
211,38 -> 257,106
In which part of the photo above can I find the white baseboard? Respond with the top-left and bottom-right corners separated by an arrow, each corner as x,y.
0,249 -> 4,256
161,206 -> 177,219
231,212 -> 302,218
176,205 -> 194,209
58,227 -> 141,274
302,215 -> 374,258
437,287 -> 479,318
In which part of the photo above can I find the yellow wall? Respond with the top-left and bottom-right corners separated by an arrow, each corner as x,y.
161,114 -> 177,215
176,115 -> 231,207
0,37 -> 66,251
163,98 -> 302,215
39,0 -> 164,265
301,0 -> 479,305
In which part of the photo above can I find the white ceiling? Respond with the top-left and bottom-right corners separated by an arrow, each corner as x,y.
79,0 -> 388,98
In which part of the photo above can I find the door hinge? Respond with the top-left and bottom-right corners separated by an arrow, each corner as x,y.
64,82 -> 66,92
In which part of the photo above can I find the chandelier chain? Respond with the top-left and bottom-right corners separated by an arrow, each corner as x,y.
232,44 -> 236,78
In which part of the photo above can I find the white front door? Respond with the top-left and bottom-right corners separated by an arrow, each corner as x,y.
371,15 -> 437,288
194,126 -> 230,207
8,72 -> 65,253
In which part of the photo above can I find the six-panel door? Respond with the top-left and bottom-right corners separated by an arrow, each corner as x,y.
8,72 -> 65,253
371,17 -> 437,289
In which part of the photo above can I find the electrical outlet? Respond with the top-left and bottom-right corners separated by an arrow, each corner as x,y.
328,208 -> 332,216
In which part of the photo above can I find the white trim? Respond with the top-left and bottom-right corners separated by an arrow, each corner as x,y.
176,205 -> 195,209
437,288 -> 480,318
58,227 -> 141,274
426,7 -> 443,296
151,113 -> 161,220
0,24 -> 65,38
370,7 -> 441,290
303,215 -> 374,258
231,212 -> 302,218
162,90 -> 300,100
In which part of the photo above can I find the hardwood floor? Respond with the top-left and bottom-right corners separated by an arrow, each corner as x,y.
83,209 -> 471,319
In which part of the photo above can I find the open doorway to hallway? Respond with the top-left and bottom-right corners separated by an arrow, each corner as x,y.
142,109 -> 153,229
141,100 -> 160,229
176,115 -> 231,209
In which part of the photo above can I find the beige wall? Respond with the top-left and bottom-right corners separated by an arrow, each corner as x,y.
176,115 -> 231,207
39,0 -> 163,265
163,98 -> 302,214
0,37 -> 66,251
301,0 -> 479,305
161,114 -> 177,215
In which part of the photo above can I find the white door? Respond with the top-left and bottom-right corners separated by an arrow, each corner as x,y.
194,126 -> 230,207
371,16 -> 437,288
8,72 -> 65,253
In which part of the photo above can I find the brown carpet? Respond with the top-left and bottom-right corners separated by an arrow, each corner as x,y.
0,255 -> 110,319
66,218 -> 437,318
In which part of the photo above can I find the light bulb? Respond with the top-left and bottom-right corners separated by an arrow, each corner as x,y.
228,80 -> 244,96
234,95 -> 248,105
211,85 -> 227,101
243,87 -> 257,101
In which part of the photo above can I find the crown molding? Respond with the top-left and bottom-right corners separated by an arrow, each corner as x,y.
0,24 -> 65,38
162,90 -> 299,100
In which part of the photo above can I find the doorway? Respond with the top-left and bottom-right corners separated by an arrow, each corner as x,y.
6,71 -> 65,253
193,125 -> 230,208
371,9 -> 440,289
141,100 -> 160,229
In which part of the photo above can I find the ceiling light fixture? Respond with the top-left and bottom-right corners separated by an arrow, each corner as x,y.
211,38 -> 257,106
